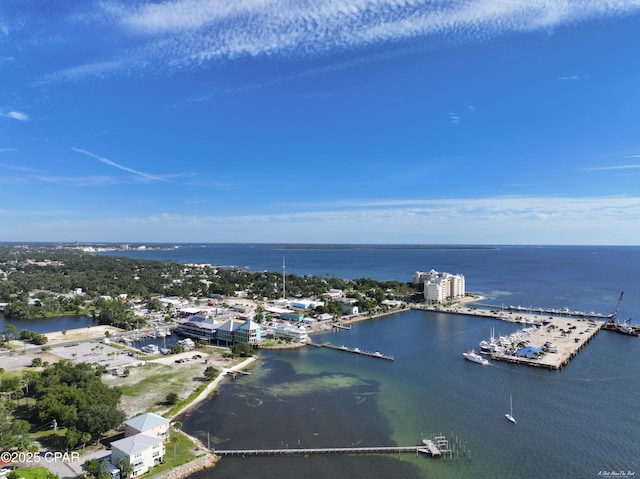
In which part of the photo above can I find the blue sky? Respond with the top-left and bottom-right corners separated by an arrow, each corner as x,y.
1,1 -> 640,245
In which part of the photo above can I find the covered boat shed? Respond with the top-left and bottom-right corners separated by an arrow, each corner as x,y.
515,346 -> 544,359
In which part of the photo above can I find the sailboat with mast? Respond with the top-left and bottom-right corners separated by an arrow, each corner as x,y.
505,395 -> 517,424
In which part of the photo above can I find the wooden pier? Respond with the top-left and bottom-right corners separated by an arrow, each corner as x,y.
213,439 -> 443,458
312,342 -> 395,361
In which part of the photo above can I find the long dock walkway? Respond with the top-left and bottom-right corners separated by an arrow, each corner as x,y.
310,342 -> 394,360
213,440 -> 441,457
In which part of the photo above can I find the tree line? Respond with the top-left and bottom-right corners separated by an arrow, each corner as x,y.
0,245 -> 420,323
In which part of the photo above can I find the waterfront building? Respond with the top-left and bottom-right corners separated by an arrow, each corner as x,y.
112,413 -> 169,477
273,322 -> 308,343
176,314 -> 221,341
177,315 -> 262,345
234,319 -> 261,345
122,412 -> 170,440
110,433 -> 165,477
417,269 -> 465,303
342,304 -> 359,315
215,319 -> 244,343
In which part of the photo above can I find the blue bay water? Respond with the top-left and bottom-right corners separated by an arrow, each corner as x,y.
27,244 -> 640,477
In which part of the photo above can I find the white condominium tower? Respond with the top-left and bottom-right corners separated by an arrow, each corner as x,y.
414,269 -> 465,303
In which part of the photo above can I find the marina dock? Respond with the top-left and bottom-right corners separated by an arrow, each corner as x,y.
312,342 -> 395,360
486,318 -> 604,369
413,301 -> 610,369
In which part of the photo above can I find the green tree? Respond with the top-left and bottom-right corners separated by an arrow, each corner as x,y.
77,403 -> 125,437
165,392 -> 179,405
118,458 -> 134,479
3,323 -> 18,340
84,459 -> 113,479
231,343 -> 254,358
64,426 -> 82,450
203,366 -> 218,381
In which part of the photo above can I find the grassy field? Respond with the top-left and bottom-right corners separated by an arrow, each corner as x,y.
103,361 -> 206,417
102,348 -> 235,418
4,467 -> 57,479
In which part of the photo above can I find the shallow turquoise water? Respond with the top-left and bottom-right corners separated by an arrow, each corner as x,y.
181,310 -> 640,478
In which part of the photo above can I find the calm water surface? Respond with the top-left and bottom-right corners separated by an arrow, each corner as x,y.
7,244 -> 639,477
180,310 -> 640,479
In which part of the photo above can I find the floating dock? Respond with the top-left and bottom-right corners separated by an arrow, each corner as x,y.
313,342 -> 394,361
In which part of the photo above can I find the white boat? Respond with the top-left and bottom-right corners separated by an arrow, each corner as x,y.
505,395 -> 517,424
141,344 -> 160,355
463,349 -> 489,365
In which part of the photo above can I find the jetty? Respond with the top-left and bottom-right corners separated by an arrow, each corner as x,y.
311,342 -> 395,361
472,303 -> 613,320
213,437 -> 448,458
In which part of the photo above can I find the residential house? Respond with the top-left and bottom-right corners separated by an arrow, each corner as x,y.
110,433 -> 165,477
122,412 -> 170,440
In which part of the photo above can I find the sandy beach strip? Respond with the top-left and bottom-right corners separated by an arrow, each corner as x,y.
171,356 -> 257,420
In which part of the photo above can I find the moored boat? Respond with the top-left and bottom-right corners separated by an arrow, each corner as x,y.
616,319 -> 640,336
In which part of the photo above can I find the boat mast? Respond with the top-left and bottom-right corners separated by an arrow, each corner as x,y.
282,256 -> 286,299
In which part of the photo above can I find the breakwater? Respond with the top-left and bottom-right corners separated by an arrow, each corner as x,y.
151,454 -> 218,479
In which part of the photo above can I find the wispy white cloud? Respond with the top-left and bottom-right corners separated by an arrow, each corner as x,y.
557,75 -> 583,81
48,0 -> 640,80
582,164 -> 640,171
0,19 -> 9,36
72,147 -> 168,182
7,195 -> 640,244
0,111 -> 29,121
0,162 -> 43,174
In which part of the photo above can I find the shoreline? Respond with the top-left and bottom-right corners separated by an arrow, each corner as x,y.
148,357 -> 258,479
171,356 -> 258,421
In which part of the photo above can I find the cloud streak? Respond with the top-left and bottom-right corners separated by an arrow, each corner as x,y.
72,147 -> 167,182
582,164 -> 640,171
0,111 -> 29,121
47,0 -> 640,80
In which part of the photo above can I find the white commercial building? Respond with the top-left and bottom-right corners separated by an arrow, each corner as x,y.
416,269 -> 465,303
273,322 -> 309,343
